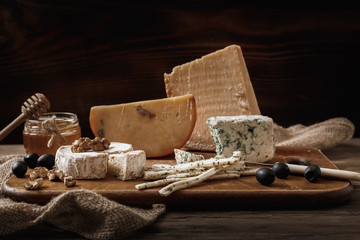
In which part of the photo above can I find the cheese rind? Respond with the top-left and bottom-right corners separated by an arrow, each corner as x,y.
206,115 -> 274,162
55,146 -> 108,179
102,142 -> 133,154
89,94 -> 196,157
108,150 -> 146,180
164,45 -> 260,151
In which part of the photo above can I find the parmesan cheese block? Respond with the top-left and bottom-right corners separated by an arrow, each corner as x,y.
164,45 -> 260,151
206,115 -> 274,162
55,145 -> 108,179
108,150 -> 146,180
89,94 -> 196,158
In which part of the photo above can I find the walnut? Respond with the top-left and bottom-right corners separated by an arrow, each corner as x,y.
47,170 -> 57,181
29,167 -> 48,180
92,137 -> 110,151
71,137 -> 110,153
24,178 -> 44,190
29,171 -> 38,181
64,176 -> 76,187
48,169 -> 65,182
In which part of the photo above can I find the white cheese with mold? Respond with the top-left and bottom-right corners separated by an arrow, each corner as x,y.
55,142 -> 140,180
55,146 -> 108,179
108,150 -> 146,180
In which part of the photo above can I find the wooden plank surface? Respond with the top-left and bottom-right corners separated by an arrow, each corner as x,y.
1,139 -> 360,239
2,146 -> 353,208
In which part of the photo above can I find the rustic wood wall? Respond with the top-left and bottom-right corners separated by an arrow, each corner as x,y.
1,1 -> 359,144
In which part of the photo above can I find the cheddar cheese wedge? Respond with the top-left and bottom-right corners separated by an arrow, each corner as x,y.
89,94 -> 196,157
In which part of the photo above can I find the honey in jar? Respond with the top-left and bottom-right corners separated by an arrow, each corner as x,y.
23,112 -> 81,156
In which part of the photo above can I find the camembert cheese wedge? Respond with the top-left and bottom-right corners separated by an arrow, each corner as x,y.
108,150 -> 146,180
164,45 -> 261,151
55,145 -> 108,179
89,94 -> 196,157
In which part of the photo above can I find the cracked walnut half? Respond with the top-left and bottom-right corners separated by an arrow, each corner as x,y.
71,137 -> 110,153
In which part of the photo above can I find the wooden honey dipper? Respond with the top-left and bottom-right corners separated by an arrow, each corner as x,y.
0,93 -> 51,142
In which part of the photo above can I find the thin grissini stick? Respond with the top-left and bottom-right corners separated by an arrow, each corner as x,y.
135,178 -> 181,190
208,173 -> 240,180
174,152 -> 242,171
143,151 -> 243,180
138,167 -> 257,191
163,166 -> 235,179
246,161 -> 360,181
145,164 -> 173,171
139,173 -> 240,190
138,169 -> 258,191
165,168 -> 250,180
144,161 -> 245,180
159,167 -> 218,197
166,171 -> 203,179
146,151 -> 242,172
139,151 -> 244,194
144,162 -> 248,181
285,163 -> 360,181
143,170 -> 176,180
165,168 -> 258,180
200,168 -> 258,178
143,168 -> 209,180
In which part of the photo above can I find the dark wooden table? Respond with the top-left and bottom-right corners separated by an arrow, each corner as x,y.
1,2 -> 360,239
1,139 -> 360,239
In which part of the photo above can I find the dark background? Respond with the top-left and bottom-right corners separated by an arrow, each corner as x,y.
1,1 -> 359,144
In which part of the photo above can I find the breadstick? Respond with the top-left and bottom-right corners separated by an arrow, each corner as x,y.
159,167 -> 218,197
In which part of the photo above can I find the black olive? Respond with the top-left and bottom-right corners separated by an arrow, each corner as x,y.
304,165 -> 321,183
24,153 -> 39,169
256,168 -> 275,186
37,154 -> 55,170
272,162 -> 290,179
12,161 -> 28,178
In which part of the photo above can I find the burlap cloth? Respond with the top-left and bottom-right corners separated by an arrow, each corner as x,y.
0,155 -> 166,239
0,117 -> 355,239
274,117 -> 355,150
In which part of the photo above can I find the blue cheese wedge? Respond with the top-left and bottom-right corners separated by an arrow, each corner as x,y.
174,149 -> 205,164
206,115 -> 274,162
108,150 -> 146,180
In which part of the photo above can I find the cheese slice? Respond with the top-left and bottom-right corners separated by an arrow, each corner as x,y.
55,145 -> 108,179
108,150 -> 146,180
207,115 -> 274,162
89,94 -> 196,158
164,45 -> 260,151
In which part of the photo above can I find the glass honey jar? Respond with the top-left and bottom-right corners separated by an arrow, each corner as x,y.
23,112 -> 81,156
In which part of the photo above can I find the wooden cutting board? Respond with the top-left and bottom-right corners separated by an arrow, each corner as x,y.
2,147 -> 353,208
